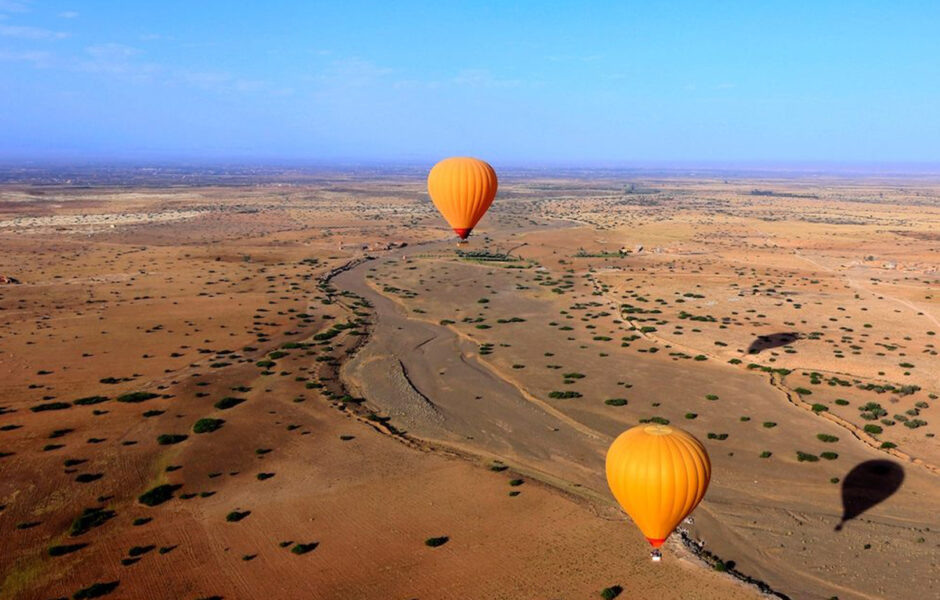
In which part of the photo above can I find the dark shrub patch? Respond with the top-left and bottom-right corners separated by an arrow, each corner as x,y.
291,542 -> 319,555
117,392 -> 158,403
226,510 -> 251,522
75,473 -> 103,483
193,418 -> 224,434
48,543 -> 88,557
600,585 -> 623,599
138,484 -> 182,507
31,402 -> 71,412
157,434 -> 188,445
604,398 -> 628,406
256,472 -> 275,481
70,507 -> 116,536
73,581 -> 119,599
424,536 -> 449,547
74,396 -> 109,406
796,451 -> 819,462
214,397 -> 245,410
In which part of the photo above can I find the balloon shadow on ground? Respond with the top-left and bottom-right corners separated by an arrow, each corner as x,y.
747,332 -> 800,354
835,460 -> 904,531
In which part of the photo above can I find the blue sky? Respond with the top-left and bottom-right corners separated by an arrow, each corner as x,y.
1,1 -> 939,165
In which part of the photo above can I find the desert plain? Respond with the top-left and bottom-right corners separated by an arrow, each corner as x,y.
0,169 -> 938,600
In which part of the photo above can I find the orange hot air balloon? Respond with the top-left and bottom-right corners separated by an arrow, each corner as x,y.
427,157 -> 498,241
606,424 -> 711,550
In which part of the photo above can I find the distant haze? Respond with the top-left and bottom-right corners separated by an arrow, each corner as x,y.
1,2 -> 938,165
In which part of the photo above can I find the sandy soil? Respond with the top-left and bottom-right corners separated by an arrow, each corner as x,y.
1,175 -> 938,600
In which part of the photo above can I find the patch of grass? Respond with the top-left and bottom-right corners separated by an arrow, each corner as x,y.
424,536 -> 449,547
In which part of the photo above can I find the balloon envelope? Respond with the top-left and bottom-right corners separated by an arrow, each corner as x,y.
427,157 -> 498,239
606,424 -> 711,547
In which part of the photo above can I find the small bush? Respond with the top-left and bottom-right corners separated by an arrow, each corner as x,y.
820,452 -> 839,460
138,484 -> 182,507
291,542 -> 319,554
685,413 -> 697,419
600,585 -> 623,599
157,434 -> 188,445
796,451 -> 819,462
425,536 -> 449,547
73,581 -> 120,599
548,391 -> 582,399
760,451 -> 772,458
604,398 -> 628,406
226,510 -> 251,522
74,396 -> 109,406
864,424 -> 883,435
816,434 -> 839,443
70,507 -> 116,536
762,422 -> 777,428
193,418 -> 224,434
30,402 -> 71,412
117,392 -> 159,403
214,397 -> 245,410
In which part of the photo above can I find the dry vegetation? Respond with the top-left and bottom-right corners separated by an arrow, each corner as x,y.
0,173 -> 937,599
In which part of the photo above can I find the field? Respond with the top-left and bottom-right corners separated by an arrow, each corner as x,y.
0,172 -> 938,600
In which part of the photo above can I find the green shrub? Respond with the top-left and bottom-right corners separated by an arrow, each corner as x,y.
73,396 -> 109,406
73,581 -> 120,599
157,434 -> 188,445
796,451 -> 819,462
762,422 -> 777,428
685,413 -> 698,419
214,397 -> 245,410
425,536 -> 449,547
548,391 -> 582,399
759,451 -> 772,458
816,434 -> 839,443
117,391 -> 159,403
600,585 -> 623,599
820,452 -> 839,460
193,418 -> 224,434
291,542 -> 319,554
138,484 -> 182,506
864,424 -> 883,435
604,398 -> 628,406
70,507 -> 116,536
30,402 -> 71,412
811,403 -> 828,413
226,510 -> 251,522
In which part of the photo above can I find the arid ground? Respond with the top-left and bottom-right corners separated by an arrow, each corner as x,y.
1,171 -> 937,600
